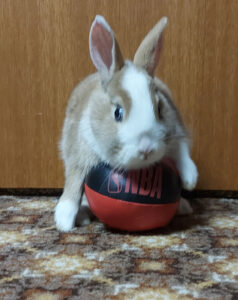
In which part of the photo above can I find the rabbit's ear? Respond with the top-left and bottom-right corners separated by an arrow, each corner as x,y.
133,17 -> 167,76
89,15 -> 124,84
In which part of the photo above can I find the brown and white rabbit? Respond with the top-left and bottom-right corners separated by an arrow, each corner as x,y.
55,15 -> 198,232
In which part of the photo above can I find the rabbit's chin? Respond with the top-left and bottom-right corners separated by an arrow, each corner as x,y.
110,150 -> 166,171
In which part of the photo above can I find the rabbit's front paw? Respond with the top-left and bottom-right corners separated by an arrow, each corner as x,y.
180,159 -> 198,191
75,206 -> 94,226
177,198 -> 193,215
54,199 -> 78,232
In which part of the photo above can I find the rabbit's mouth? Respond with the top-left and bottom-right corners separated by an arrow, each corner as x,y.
114,147 -> 166,171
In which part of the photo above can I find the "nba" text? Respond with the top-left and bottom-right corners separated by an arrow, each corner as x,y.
108,166 -> 162,199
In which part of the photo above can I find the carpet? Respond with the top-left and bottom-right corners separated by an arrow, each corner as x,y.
0,196 -> 238,299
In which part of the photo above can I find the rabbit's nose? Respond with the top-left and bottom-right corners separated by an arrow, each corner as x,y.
138,136 -> 153,160
139,149 -> 153,160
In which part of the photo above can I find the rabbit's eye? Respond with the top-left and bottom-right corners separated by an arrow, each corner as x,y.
114,105 -> 123,122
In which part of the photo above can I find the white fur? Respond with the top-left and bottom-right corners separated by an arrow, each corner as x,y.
120,65 -> 156,139
93,15 -> 113,33
138,135 -> 152,153
169,141 -> 198,190
181,158 -> 198,190
117,64 -> 166,168
161,16 -> 168,27
54,199 -> 78,232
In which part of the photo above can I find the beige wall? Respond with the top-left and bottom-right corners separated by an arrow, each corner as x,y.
0,0 -> 237,189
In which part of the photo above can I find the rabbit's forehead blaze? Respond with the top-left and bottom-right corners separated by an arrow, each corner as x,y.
120,65 -> 155,119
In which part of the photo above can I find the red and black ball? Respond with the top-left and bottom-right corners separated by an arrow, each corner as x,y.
84,158 -> 181,232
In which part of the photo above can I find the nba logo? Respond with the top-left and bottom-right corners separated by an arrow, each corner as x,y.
108,171 -> 123,193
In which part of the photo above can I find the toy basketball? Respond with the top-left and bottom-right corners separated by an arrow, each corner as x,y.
84,158 -> 181,232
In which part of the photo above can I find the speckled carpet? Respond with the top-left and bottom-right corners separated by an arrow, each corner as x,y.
0,196 -> 238,300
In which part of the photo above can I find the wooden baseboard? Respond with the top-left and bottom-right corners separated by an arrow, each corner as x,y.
182,190 -> 238,199
0,188 -> 238,199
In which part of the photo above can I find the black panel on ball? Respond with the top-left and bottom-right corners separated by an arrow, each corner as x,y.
85,161 -> 181,205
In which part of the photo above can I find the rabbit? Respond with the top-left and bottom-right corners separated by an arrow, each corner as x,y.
54,15 -> 198,232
